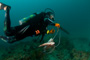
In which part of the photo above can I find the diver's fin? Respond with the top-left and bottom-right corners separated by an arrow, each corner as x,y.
0,35 -> 9,42
0,35 -> 15,43
0,2 -> 11,10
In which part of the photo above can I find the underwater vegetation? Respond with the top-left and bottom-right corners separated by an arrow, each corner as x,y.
0,36 -> 90,60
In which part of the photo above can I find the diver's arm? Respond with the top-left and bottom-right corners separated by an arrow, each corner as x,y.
44,18 -> 60,28
44,18 -> 55,26
44,17 -> 69,34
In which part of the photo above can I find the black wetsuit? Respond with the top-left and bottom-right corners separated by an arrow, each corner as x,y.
0,7 -> 55,43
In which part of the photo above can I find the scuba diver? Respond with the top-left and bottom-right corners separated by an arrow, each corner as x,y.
0,2 -> 60,43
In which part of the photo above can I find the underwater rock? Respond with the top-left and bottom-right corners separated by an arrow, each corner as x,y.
0,36 -> 90,60
71,49 -> 90,60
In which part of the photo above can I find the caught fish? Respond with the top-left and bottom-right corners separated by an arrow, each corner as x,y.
39,38 -> 55,53
39,38 -> 55,47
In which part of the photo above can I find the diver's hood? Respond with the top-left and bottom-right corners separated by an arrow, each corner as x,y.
44,8 -> 55,16
45,8 -> 55,21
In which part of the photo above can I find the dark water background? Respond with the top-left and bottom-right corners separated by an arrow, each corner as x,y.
0,0 -> 90,50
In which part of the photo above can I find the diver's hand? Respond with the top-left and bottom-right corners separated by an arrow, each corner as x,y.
55,23 -> 60,28
35,30 -> 40,35
49,29 -> 55,34
47,29 -> 55,34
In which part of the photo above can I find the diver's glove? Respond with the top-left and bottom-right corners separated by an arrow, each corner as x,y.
55,23 -> 60,28
47,29 -> 55,34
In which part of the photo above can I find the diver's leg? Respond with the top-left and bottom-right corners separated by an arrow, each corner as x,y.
0,2 -> 12,36
0,9 -> 17,43
40,34 -> 45,43
0,3 -> 16,43
4,6 -> 12,36
0,3 -> 12,36
0,2 -> 11,10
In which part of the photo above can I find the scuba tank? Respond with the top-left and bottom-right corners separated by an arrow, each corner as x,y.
19,14 -> 36,25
